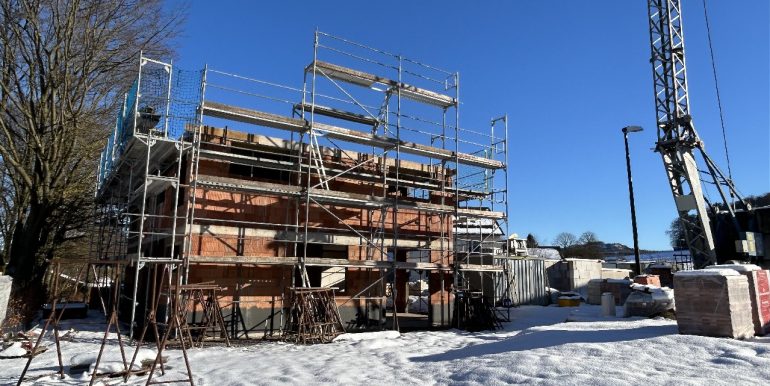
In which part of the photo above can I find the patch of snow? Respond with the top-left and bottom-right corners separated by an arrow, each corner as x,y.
630,283 -> 674,300
69,347 -> 155,374
407,280 -> 428,293
704,264 -> 762,272
71,347 -> 155,368
0,342 -> 27,357
90,360 -> 136,374
333,330 -> 400,342
675,269 -> 741,276
407,295 -> 428,313
528,248 -> 561,260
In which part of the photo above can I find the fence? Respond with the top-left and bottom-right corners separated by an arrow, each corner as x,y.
505,258 -> 549,306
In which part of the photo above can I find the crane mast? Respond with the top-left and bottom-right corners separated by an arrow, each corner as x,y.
646,0 -> 747,269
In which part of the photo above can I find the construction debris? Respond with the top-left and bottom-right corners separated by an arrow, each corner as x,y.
283,288 -> 345,344
623,283 -> 674,318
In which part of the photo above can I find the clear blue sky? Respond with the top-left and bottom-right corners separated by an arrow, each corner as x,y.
171,0 -> 769,250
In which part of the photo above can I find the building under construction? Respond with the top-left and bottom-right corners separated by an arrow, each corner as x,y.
93,32 -> 509,336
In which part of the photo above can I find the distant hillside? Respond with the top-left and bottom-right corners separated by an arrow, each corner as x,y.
595,242 -> 657,257
532,241 -> 665,260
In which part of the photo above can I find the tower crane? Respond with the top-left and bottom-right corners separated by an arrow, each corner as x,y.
645,0 -> 755,269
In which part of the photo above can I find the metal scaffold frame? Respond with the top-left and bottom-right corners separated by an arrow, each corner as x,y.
92,31 -> 509,337
94,55 -> 202,336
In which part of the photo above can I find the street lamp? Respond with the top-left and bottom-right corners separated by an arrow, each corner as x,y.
622,125 -> 643,276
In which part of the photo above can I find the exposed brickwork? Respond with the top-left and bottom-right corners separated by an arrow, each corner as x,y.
143,126 -> 456,324
634,274 -> 661,287
187,264 -> 292,311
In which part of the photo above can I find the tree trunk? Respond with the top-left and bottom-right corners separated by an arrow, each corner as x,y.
7,203 -> 52,291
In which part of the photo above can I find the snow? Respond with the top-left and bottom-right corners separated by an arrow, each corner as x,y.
333,330 -> 400,342
407,295 -> 429,313
70,347 -> 156,374
3,307 -> 770,385
675,268 -> 741,276
333,331 -> 403,350
704,264 -> 762,272
630,283 -> 674,300
0,342 -> 27,358
528,248 -> 561,260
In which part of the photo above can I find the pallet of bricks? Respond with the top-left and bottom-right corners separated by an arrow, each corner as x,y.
673,266 -> 770,339
703,264 -> 770,336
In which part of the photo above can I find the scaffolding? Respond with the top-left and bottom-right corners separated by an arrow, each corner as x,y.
93,31 -> 509,336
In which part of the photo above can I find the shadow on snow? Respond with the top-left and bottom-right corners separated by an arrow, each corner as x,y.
411,324 -> 677,362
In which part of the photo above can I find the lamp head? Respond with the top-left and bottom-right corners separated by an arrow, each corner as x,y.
622,125 -> 643,134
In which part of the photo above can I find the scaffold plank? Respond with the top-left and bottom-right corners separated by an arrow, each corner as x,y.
309,61 -> 456,108
187,255 -> 454,271
197,148 -> 445,191
203,101 -> 306,132
201,101 -> 502,169
195,176 -> 504,219
456,207 -> 506,220
457,264 -> 505,272
294,103 -> 379,126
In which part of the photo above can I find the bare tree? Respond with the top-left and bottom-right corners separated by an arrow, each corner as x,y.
0,0 -> 181,300
578,231 -> 598,245
553,232 -> 577,249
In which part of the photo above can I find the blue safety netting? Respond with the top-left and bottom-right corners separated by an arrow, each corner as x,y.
98,64 -> 203,189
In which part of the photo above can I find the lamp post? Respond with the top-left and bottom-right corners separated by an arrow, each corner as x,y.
622,125 -> 643,276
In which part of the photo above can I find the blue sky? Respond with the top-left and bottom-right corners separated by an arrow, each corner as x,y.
171,0 -> 769,250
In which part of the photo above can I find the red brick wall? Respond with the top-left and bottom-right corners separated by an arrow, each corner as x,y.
191,234 -> 287,257
166,127 -> 456,315
429,272 -> 454,305
185,263 -> 452,313
186,264 -> 291,310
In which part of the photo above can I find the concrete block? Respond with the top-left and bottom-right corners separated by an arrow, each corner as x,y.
602,268 -> 632,280
586,279 -> 605,305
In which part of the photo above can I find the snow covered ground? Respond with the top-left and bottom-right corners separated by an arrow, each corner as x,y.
3,305 -> 770,385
